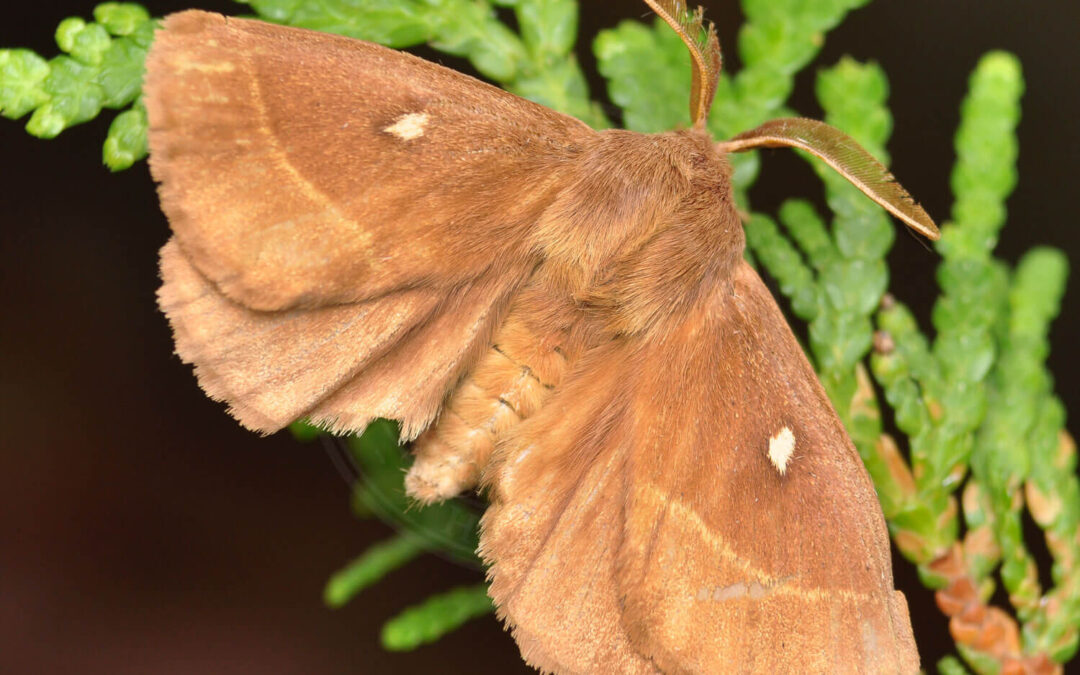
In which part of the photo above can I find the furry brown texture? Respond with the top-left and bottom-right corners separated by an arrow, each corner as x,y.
146,10 -> 926,673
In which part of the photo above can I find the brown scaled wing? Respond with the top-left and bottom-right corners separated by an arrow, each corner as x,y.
146,11 -> 590,437
480,262 -> 917,673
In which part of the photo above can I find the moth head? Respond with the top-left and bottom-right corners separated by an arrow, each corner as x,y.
533,127 -> 744,335
643,1 -> 937,240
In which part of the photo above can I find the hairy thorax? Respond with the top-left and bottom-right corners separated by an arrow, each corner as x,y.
406,128 -> 745,503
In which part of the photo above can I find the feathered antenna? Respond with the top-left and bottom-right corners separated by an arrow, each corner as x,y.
718,118 -> 940,239
642,0 -> 721,129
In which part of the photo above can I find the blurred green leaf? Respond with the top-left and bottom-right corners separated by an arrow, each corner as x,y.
94,2 -> 151,36
102,99 -> 146,170
348,421 -> 482,566
516,0 -> 577,61
0,49 -> 50,119
381,584 -> 493,651
324,533 -> 427,608
2,3 -> 152,164
595,18 -> 690,132
28,56 -> 105,137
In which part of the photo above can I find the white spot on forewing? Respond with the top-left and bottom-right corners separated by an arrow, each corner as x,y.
383,112 -> 429,141
768,426 -> 796,475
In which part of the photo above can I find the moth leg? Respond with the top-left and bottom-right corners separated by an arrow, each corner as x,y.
406,309 -> 567,504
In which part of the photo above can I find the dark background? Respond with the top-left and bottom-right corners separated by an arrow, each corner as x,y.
2,1 -> 1077,672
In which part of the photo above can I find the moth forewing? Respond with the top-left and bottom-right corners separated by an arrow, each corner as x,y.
146,11 -> 585,438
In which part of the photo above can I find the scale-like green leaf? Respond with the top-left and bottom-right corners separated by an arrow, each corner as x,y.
0,49 -> 49,119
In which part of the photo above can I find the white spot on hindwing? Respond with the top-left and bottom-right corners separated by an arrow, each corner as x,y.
768,426 -> 796,475
383,112 -> 429,141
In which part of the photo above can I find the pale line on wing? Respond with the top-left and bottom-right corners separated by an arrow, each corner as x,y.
638,482 -> 876,605
244,52 -> 373,251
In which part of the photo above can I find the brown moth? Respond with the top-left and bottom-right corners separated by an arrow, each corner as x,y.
145,1 -> 938,672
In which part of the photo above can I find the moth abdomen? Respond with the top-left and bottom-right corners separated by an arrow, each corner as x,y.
405,295 -> 574,504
